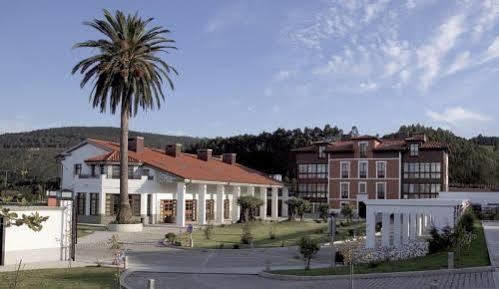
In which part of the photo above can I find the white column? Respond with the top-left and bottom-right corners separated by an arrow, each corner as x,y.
417,213 -> 423,236
85,192 -> 91,216
176,182 -> 186,227
401,213 -> 409,243
216,185 -> 225,224
381,212 -> 390,247
271,187 -> 279,220
140,193 -> 148,224
409,212 -> 417,240
282,187 -> 289,218
99,191 -> 106,216
198,184 -> 207,225
393,213 -> 401,247
247,186 -> 255,197
232,186 -> 241,222
260,187 -> 267,220
150,194 -> 157,224
366,208 -> 376,248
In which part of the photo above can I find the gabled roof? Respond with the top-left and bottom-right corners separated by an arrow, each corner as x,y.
85,150 -> 143,164
81,139 -> 282,186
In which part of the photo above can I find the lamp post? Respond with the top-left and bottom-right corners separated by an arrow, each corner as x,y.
329,213 -> 336,268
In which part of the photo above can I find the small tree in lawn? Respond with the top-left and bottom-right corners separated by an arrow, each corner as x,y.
298,236 -> 320,270
237,196 -> 263,223
297,199 -> 311,221
284,197 -> 300,221
341,204 -> 354,223
318,204 -> 329,222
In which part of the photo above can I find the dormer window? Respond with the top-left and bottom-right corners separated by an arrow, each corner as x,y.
318,146 -> 326,158
410,144 -> 419,156
359,142 -> 368,158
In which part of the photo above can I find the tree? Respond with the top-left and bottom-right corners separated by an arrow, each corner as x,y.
237,196 -> 263,223
318,204 -> 329,222
285,197 -> 311,221
298,236 -> 320,270
341,205 -> 354,223
72,10 -> 177,223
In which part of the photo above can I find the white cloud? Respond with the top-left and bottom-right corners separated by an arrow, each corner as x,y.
416,14 -> 465,89
359,81 -> 378,91
406,0 -> 416,9
447,51 -> 471,75
273,70 -> 296,82
364,0 -> 391,23
472,0 -> 499,40
426,106 -> 492,124
483,36 -> 499,62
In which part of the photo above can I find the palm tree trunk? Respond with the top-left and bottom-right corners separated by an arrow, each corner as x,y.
116,104 -> 132,223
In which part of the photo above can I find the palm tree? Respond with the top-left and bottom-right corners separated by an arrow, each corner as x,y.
72,10 -> 177,223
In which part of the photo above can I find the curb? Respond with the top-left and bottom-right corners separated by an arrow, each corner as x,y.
259,266 -> 496,281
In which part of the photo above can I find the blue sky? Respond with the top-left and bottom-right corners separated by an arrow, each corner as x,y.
0,0 -> 498,138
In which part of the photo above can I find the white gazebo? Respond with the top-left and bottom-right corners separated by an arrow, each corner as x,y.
365,199 -> 468,248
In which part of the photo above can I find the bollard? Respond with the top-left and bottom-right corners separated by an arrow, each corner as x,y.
124,256 -> 128,270
430,280 -> 438,289
447,252 -> 454,269
148,279 -> 155,289
265,259 -> 271,271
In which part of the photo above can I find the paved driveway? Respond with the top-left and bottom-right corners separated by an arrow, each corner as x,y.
483,221 -> 499,288
124,271 -> 496,289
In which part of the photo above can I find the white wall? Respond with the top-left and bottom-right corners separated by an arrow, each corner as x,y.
61,143 -> 108,190
3,206 -> 70,265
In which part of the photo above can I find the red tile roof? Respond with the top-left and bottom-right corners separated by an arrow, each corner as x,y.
326,141 -> 354,152
86,150 -> 142,163
84,139 -> 282,186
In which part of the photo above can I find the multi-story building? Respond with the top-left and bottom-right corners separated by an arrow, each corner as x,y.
291,141 -> 330,212
57,137 -> 286,226
293,134 -> 448,217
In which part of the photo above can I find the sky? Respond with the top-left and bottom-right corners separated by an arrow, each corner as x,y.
0,0 -> 498,138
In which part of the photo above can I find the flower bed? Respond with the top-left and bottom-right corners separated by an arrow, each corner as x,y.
338,239 -> 429,264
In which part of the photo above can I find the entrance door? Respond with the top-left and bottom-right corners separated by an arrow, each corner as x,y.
0,217 -> 4,266
358,201 -> 366,219
206,200 -> 215,221
186,200 -> 197,222
161,200 -> 177,223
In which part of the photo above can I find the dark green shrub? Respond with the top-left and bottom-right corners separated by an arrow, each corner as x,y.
173,241 -> 182,246
458,210 -> 475,233
319,204 -> 329,222
165,233 -> 177,243
298,236 -> 320,270
335,251 -> 344,264
428,226 -> 454,254
232,244 -> 240,249
348,229 -> 355,237
203,224 -> 214,240
241,222 -> 254,244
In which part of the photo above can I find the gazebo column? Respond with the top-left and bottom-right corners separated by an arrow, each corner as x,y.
393,212 -> 402,247
85,192 -> 91,216
150,194 -> 157,224
260,187 -> 267,220
232,186 -> 241,222
366,208 -> 376,248
176,183 -> 186,227
271,187 -> 279,220
381,212 -> 390,247
417,213 -> 424,236
99,191 -> 106,220
198,184 -> 207,225
282,187 -> 289,218
401,212 -> 409,243
409,212 -> 417,240
216,185 -> 225,224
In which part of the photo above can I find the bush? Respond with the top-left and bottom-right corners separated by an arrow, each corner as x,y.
340,205 -> 354,222
233,244 -> 240,249
269,222 -> 277,239
335,251 -> 344,264
458,209 -> 475,233
164,233 -> 177,243
203,224 -> 214,240
298,236 -> 320,270
348,229 -> 355,237
318,204 -> 329,222
173,241 -> 182,246
428,226 -> 454,254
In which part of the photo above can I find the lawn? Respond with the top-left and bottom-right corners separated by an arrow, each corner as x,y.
77,224 -> 108,239
271,221 -> 490,276
0,267 -> 117,289
179,219 -> 365,248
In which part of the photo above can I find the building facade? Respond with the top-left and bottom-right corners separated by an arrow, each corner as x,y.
293,134 -> 449,217
57,137 -> 287,227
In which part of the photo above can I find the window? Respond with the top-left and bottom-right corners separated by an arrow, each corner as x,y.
403,183 -> 409,193
89,193 -> 98,215
410,144 -> 419,156
376,161 -> 386,178
404,162 -> 442,179
340,183 -> 349,199
404,163 -> 409,179
99,165 -> 105,175
76,193 -> 86,215
74,164 -> 82,176
111,165 -> 120,179
91,165 -> 96,177
298,164 -> 327,179
359,142 -> 368,158
358,161 -> 368,178
431,162 -> 441,179
359,182 -> 366,194
340,162 -> 350,179
318,146 -> 326,158
376,182 -> 386,199
142,168 -> 154,180
128,166 -> 135,179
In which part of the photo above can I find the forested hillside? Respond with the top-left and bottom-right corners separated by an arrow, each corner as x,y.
1,125 -> 497,192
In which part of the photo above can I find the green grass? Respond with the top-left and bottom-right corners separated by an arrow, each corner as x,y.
180,219 -> 364,248
0,267 -> 117,289
77,224 -> 108,239
272,222 -> 490,276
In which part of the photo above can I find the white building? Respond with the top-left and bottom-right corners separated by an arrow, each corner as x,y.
57,137 -> 288,227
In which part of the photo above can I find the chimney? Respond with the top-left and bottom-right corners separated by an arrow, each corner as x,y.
197,149 -> 212,161
165,144 -> 182,157
222,153 -> 236,165
128,137 -> 144,153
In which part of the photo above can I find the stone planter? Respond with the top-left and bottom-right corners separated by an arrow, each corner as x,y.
107,223 -> 143,232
